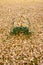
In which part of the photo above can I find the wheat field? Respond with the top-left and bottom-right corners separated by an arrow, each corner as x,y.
0,0 -> 43,65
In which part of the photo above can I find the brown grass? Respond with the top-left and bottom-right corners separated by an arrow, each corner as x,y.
0,0 -> 43,65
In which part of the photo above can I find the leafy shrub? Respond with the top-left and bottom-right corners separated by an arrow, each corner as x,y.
11,26 -> 32,35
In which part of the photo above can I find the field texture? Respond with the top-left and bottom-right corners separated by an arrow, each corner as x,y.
0,0 -> 43,65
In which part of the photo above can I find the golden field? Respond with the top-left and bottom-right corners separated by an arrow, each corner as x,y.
0,0 -> 43,65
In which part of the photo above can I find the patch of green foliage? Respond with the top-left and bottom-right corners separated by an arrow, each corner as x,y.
11,26 -> 32,35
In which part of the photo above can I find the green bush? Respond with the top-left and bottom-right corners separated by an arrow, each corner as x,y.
11,26 -> 32,35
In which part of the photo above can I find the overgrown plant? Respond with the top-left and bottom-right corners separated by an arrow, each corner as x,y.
10,26 -> 32,35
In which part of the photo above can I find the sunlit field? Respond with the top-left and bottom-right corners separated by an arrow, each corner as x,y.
0,0 -> 43,65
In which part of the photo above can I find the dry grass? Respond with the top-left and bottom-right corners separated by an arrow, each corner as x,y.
0,0 -> 43,65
